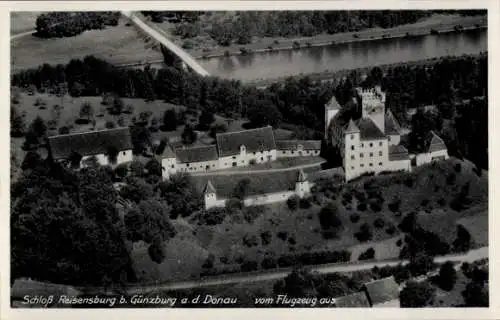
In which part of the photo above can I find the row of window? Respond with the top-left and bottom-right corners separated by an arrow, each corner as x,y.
350,162 -> 383,170
350,141 -> 384,150
351,151 -> 383,160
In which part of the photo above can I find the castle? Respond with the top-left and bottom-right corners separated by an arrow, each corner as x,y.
325,86 -> 448,181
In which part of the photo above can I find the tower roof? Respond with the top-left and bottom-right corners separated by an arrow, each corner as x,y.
297,169 -> 307,182
345,119 -> 360,133
326,95 -> 341,110
203,180 -> 216,194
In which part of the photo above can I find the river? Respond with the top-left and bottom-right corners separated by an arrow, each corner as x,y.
196,29 -> 487,82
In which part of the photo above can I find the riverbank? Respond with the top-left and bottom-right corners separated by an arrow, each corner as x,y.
187,14 -> 486,59
247,52 -> 487,88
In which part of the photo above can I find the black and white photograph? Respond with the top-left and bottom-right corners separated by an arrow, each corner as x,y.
5,0 -> 494,315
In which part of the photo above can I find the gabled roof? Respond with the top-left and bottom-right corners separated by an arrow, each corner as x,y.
389,144 -> 410,161
216,126 -> 276,157
363,276 -> 400,306
355,118 -> 386,140
48,128 -> 132,160
345,119 -> 360,133
334,292 -> 371,308
385,109 -> 401,135
174,145 -> 218,163
162,145 -> 176,158
275,140 -> 321,151
326,95 -> 341,110
426,131 -> 447,153
297,169 -> 307,182
203,180 -> 216,194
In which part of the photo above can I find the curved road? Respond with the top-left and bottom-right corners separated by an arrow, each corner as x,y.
77,246 -> 488,295
121,11 -> 209,77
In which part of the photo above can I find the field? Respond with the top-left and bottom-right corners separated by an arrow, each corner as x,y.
11,18 -> 163,71
131,157 -> 488,283
10,12 -> 38,35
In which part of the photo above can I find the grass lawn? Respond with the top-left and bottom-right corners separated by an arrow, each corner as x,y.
10,12 -> 38,35
11,18 -> 163,71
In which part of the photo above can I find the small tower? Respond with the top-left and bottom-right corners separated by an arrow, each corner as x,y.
295,169 -> 311,198
344,119 -> 361,182
161,146 -> 177,180
203,180 -> 218,210
325,96 -> 341,139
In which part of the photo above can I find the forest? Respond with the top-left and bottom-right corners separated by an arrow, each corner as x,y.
142,10 -> 486,46
35,11 -> 120,38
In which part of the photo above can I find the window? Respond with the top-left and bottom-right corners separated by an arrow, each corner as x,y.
351,146 -> 355,150
369,152 -> 373,157
369,163 -> 373,167
369,143 -> 373,147
232,162 -> 237,167
261,157 -> 264,161
361,143 -> 364,147
350,135 -> 354,140
379,141 -> 383,146
122,151 -> 126,155
351,155 -> 355,160
388,136 -> 391,141
360,153 -> 364,158
379,151 -> 383,156
351,166 -> 355,170
379,162 -> 383,166
171,164 -> 174,169
186,163 -> 190,167
232,156 -> 236,159
360,164 -> 364,167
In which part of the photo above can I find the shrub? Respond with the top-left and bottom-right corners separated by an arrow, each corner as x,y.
239,47 -> 250,55
438,261 -> 458,291
357,203 -> 367,211
114,163 -> 129,179
274,40 -> 279,44
388,197 -> 401,212
182,39 -> 194,49
299,197 -> 312,209
277,231 -> 288,241
261,231 -> 272,246
287,195 -> 299,211
261,257 -> 277,269
354,223 -> 373,242
292,41 -> 300,49
358,248 -> 375,261
386,226 -> 396,235
370,202 -> 382,212
374,218 -> 385,229
396,239 -> 403,247
243,234 -> 260,247
421,199 -> 430,207
350,213 -> 360,223
446,172 -> 456,185
454,163 -> 462,173
243,206 -> 263,223
105,120 -> 116,129
202,253 -> 215,269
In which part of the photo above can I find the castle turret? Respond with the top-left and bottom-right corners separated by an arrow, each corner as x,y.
295,169 -> 311,198
203,180 -> 218,210
344,119 -> 361,182
357,86 -> 386,133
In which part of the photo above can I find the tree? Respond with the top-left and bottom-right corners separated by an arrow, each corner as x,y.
287,195 -> 299,211
125,199 -> 175,243
408,253 -> 435,277
145,159 -> 162,178
21,151 -> 43,171
148,236 -> 166,264
11,106 -> 26,137
358,248 -> 375,260
120,177 -> 154,203
273,268 -> 319,298
159,173 -> 203,219
318,202 -> 342,231
209,123 -> 227,138
181,124 -> 197,145
79,102 -> 94,122
105,120 -> 116,129
232,178 -> 251,200
437,261 -> 457,291
400,281 -> 436,307
247,102 -> 282,128
198,110 -> 215,130
462,282 -> 489,307
29,116 -> 47,138
355,222 -> 373,242
162,109 -> 178,131
452,225 -> 472,252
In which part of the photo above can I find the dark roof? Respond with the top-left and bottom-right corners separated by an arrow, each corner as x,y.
355,118 -> 386,140
326,95 -> 341,110
308,167 -> 345,181
11,279 -> 80,299
203,180 -> 216,194
174,145 -> 218,163
275,140 -> 321,151
388,145 -> 410,161
385,109 -> 401,135
162,146 -> 176,158
48,128 -> 132,160
334,292 -> 371,308
363,276 -> 400,306
345,119 -> 360,133
216,126 -> 276,157
426,131 -> 447,153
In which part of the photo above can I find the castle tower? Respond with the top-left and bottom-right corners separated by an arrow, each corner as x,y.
295,169 -> 311,198
203,180 -> 218,210
357,86 -> 386,133
161,146 -> 177,180
344,119 -> 361,182
325,95 -> 341,139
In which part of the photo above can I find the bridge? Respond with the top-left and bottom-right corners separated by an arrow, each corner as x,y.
121,11 -> 210,77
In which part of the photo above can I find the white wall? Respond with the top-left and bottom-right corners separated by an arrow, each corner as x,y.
276,149 -> 320,158
345,137 -> 390,181
415,150 -> 449,166
243,191 -> 296,207
177,159 -> 219,173
387,159 -> 412,172
218,149 -> 277,169
388,134 -> 401,146
80,149 -> 132,168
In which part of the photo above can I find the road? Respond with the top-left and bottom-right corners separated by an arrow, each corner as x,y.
190,161 -> 326,176
121,11 -> 209,77
11,29 -> 36,40
106,246 -> 487,295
